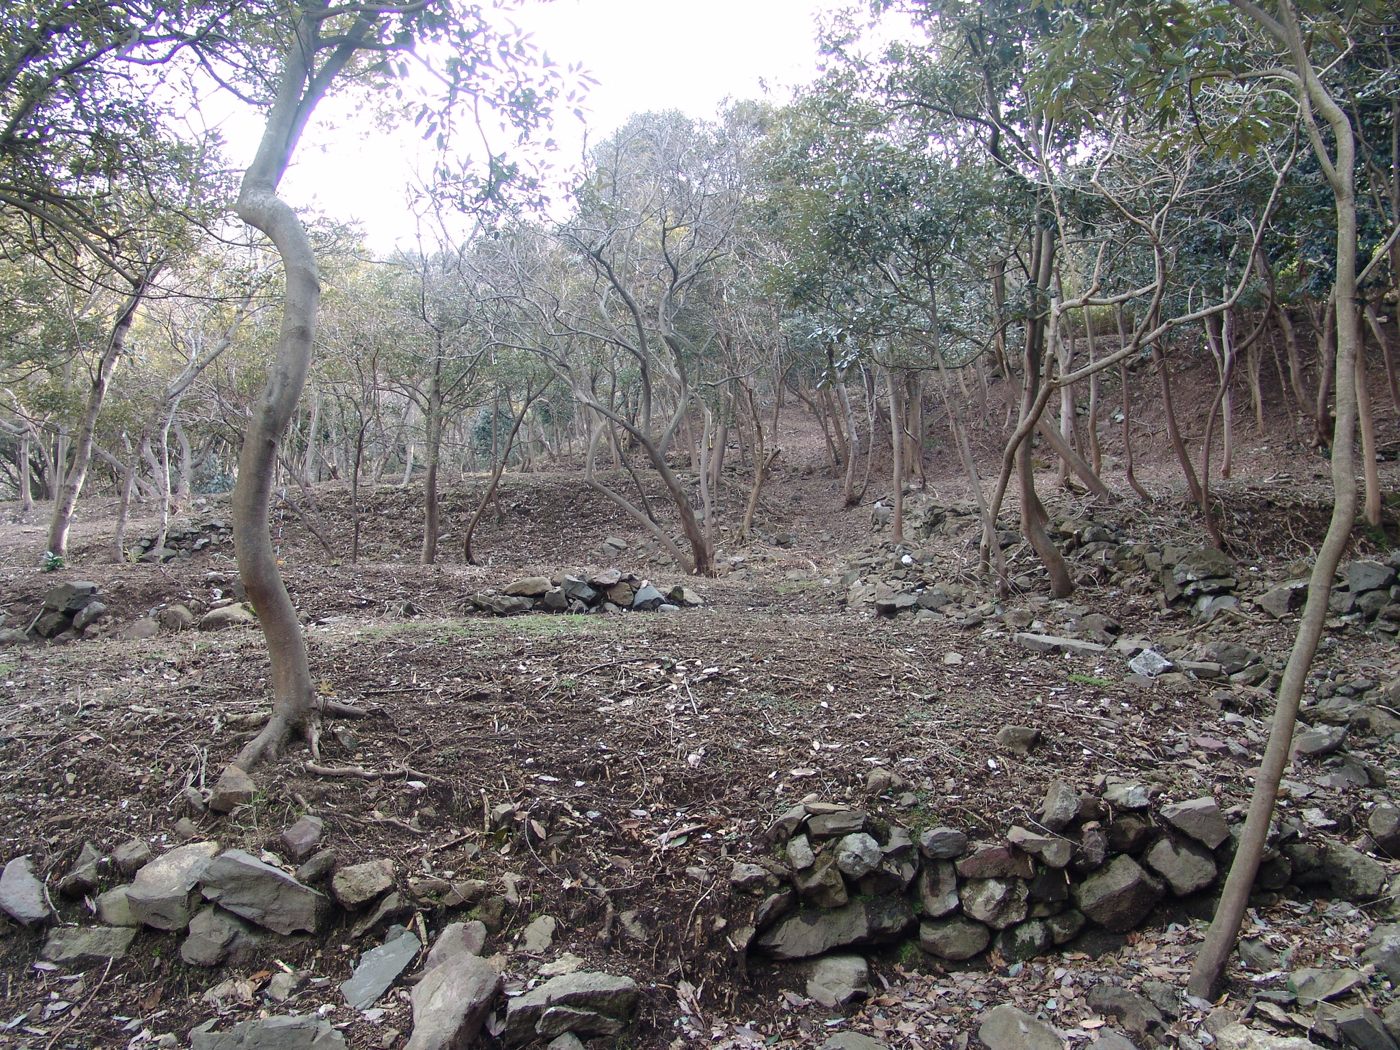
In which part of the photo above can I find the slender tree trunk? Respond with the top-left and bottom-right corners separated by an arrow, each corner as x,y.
887,367 -> 905,544
1084,307 -> 1103,474
1312,296 -> 1337,447
1364,304 -> 1399,408
837,377 -> 860,507
18,429 -> 33,512
1151,334 -> 1203,505
1356,341 -> 1381,528
421,371 -> 443,564
464,389 -> 535,564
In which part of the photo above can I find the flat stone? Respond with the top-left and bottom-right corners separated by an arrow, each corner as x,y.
127,840 -> 220,931
191,1016 -> 347,1050
807,954 -> 870,1009
1161,797 -> 1229,849
1144,836 -> 1218,896
502,971 -> 640,1047
43,580 -> 98,613
807,810 -> 868,839
1014,632 -> 1106,656
331,858 -> 395,909
919,915 -> 990,960
279,816 -> 324,863
341,925 -> 421,1010
1291,967 -> 1365,1006
960,878 -> 1029,930
1361,924 -> 1400,983
39,925 -> 136,965
1007,827 -> 1072,868
522,914 -> 558,953
1104,780 -> 1151,809
1296,725 -> 1348,758
1348,560 -> 1397,594
918,827 -> 968,859
112,839 -> 152,876
96,885 -> 137,926
1074,856 -> 1164,932
208,766 -> 255,814
425,920 -> 488,972
0,855 -> 53,926
405,953 -> 502,1050
181,905 -> 259,966
200,849 -> 328,935
957,844 -> 1034,879
755,897 -> 914,960
504,576 -> 551,597
979,1004 -> 1065,1050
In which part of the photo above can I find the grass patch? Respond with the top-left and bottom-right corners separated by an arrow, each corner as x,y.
1068,672 -> 1115,688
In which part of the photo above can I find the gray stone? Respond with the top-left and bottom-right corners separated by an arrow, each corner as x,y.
1074,856 -> 1164,932
502,971 -> 640,1046
331,858 -> 395,909
807,809 -> 867,838
405,953 -> 502,1050
1040,781 -> 1081,832
731,861 -> 777,893
1045,908 -> 1086,945
917,861 -> 959,918
341,925 -> 421,1010
1015,632 -> 1107,656
199,603 -> 257,630
540,588 -> 569,612
208,765 -> 255,814
97,885 -> 137,926
279,816 -> 324,863
546,1038 -> 586,1050
127,840 -> 220,930
1320,844 -> 1388,902
295,849 -> 335,885
835,833 -> 882,879
200,849 -> 328,935
1329,1006 -> 1400,1050
589,567 -> 623,587
1007,827 -> 1072,868
1361,923 -> 1400,983
806,954 -> 870,1009
1257,580 -> 1309,618
793,853 -> 849,909
1368,806 -> 1400,855
1128,649 -> 1173,677
39,925 -> 136,964
1172,547 -> 1235,584
960,878 -> 1029,930
191,1016 -> 347,1050
956,844 -> 1034,879
475,593 -> 532,616
503,576 -> 551,597
979,1004 -> 1065,1050
1296,725 -> 1348,758
1348,561 -> 1397,594
43,580 -> 98,613
785,835 -> 815,871
1213,1024 -> 1323,1050
350,890 -> 412,940
121,617 -> 161,640
755,897 -> 914,960
996,920 -> 1052,961
182,905 -> 259,966
522,915 -> 557,953
996,725 -> 1042,755
919,915 -> 990,960
1087,984 -> 1164,1036
112,838 -> 152,876
1144,836 -> 1218,896
1290,967 -> 1364,1005
919,827 -> 968,859
0,855 -> 52,926
820,1036 -> 890,1050
158,604 -> 196,630
1103,780 -> 1151,809
425,920 -> 488,972
1161,797 -> 1229,849
631,584 -> 666,611
57,843 -> 102,898
264,972 -> 304,1002
72,601 -> 106,631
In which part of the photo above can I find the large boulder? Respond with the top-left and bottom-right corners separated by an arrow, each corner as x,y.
918,916 -> 990,961
40,926 -> 137,965
405,953 -> 502,1050
755,897 -> 914,960
1160,797 -> 1229,849
199,849 -> 328,935
0,856 -> 54,926
1073,855 -> 1164,932
191,1017 -> 346,1050
978,1005 -> 1064,1050
127,841 -> 220,931
502,971 -> 640,1047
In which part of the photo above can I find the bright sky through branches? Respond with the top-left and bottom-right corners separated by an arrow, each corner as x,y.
251,0 -> 851,252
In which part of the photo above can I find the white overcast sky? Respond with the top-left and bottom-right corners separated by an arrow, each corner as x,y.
234,0 -> 859,252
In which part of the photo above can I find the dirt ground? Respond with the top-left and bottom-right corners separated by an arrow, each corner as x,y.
0,388 -> 1397,1049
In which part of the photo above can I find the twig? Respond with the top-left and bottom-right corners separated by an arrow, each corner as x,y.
43,957 -> 113,1050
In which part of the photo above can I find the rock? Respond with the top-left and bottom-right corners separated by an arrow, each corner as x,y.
807,954 -> 870,1009
957,844 -> 1035,880
1348,561 -> 1397,594
755,897 -> 914,960
1161,797 -> 1229,849
43,580 -> 98,613
561,577 -> 597,604
181,905 -> 259,966
1088,984 -> 1164,1036
917,861 -> 959,918
405,953 -> 502,1050
631,584 -> 666,611
191,1016 -> 347,1050
731,861 -> 777,892
200,849 -> 328,934
1015,632 -> 1107,657
295,850 -> 336,885
666,585 -> 703,607
57,842 -> 102,897
1007,827 -> 1072,868
1172,547 -> 1235,585
540,587 -> 568,612
1361,924 -> 1400,982
792,853 -> 849,909
1320,844 -> 1388,902
39,925 -> 136,964
341,925 -> 421,1010
1329,1006 -> 1399,1050
279,816 -> 324,863
331,858 -> 395,909
264,971 -> 304,1002
502,971 -> 640,1046
960,878 -> 1029,930
1128,650 -> 1173,677
1106,813 -> 1155,854
996,920 -> 1052,961
475,593 -> 532,616
918,827 -> 968,859
522,915 -> 557,953
589,567 -> 623,587
72,600 -> 106,631
208,766 -> 255,814
919,915 -> 991,960
996,725 -> 1042,755
199,603 -> 257,630
1213,1024 -> 1323,1050
785,836 -> 815,871
97,885 -> 137,926
546,1038 -> 586,1050
1104,780 -> 1151,809
807,809 -> 868,838
0,855 -> 52,926
835,834 -> 882,879
1291,967 -> 1364,1005
1045,908 -> 1086,945
504,576 -> 551,597
1040,781 -> 1081,832
112,839 -> 153,876
157,604 -> 196,630
1295,725 -> 1348,758
1075,825 -> 1110,872
425,920 -> 488,972
350,891 -> 413,940
1369,805 -> 1400,855
979,1004 -> 1065,1050
1074,856 -> 1164,932
1144,836 -> 1218,896
820,1036 -> 890,1050
127,840 -> 220,930
1257,580 -> 1309,618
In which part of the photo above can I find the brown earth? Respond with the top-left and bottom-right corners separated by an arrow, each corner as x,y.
0,384 -> 1397,1049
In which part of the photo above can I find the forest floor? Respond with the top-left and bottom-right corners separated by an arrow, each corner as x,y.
0,398 -> 1397,1050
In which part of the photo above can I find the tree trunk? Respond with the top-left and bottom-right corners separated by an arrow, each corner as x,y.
1151,335 -> 1203,505
1356,340 -> 1381,528
887,366 -> 905,544
464,389 -> 535,564
421,369 -> 443,564
46,266 -> 160,558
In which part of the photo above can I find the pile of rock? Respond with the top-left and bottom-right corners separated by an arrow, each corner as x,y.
130,518 -> 232,563
1160,546 -> 1239,620
469,570 -> 702,617
0,581 -> 108,645
733,782 -> 1395,979
1330,557 -> 1400,635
